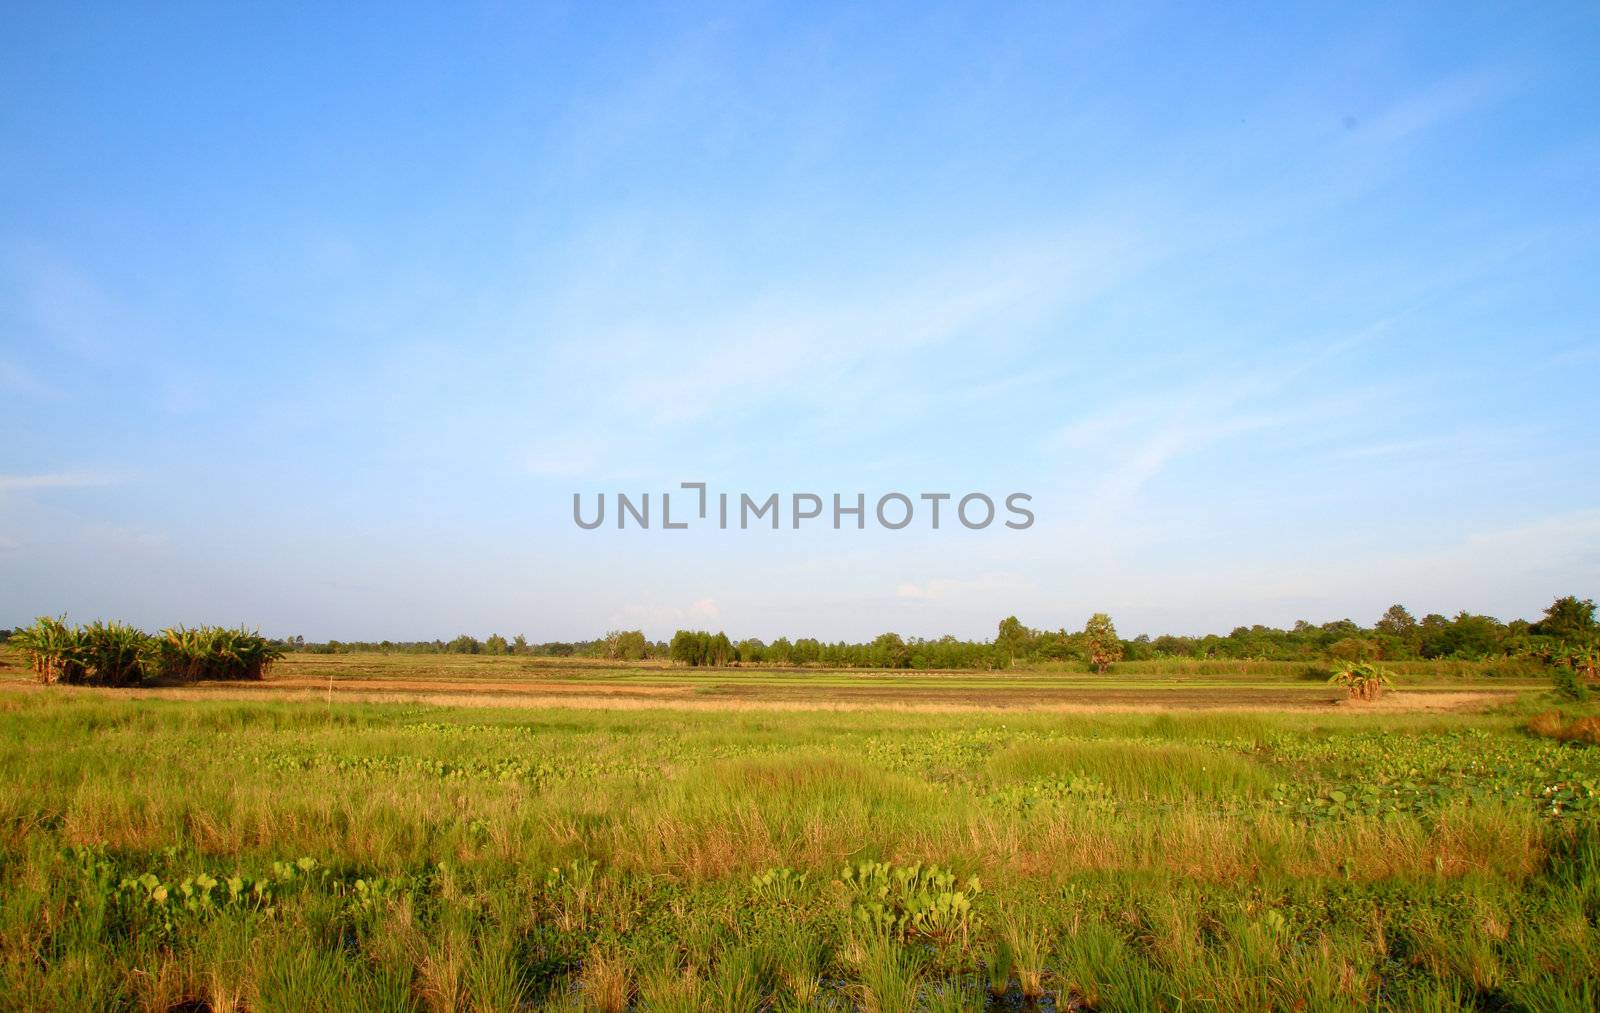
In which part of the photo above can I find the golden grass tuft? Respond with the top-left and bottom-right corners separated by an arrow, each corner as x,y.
580,944 -> 632,1013
1526,709 -> 1600,745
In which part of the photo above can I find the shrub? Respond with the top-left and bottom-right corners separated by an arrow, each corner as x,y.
1554,665 -> 1592,702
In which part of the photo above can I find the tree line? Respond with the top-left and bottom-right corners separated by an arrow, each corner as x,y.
663,598 -> 1597,671
7,595 -> 1591,673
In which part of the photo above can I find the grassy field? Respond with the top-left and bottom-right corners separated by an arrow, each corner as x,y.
0,650 -> 1596,1011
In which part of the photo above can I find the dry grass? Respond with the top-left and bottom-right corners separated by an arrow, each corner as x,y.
580,945 -> 632,1013
1526,709 -> 1600,745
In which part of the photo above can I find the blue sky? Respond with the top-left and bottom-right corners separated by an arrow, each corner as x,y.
3,2 -> 1597,641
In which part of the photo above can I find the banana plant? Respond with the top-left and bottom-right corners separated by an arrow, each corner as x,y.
1328,661 -> 1393,701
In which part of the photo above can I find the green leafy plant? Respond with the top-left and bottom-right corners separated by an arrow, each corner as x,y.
154,625 -> 285,682
77,620 -> 153,687
13,617 -> 282,686
751,866 -> 809,909
1328,661 -> 1393,701
10,615 -> 85,684
838,860 -> 982,945
12,616 -> 150,686
1551,641 -> 1599,701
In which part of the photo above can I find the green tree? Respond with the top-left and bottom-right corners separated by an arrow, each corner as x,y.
669,630 -> 700,666
870,632 -> 911,669
1082,613 -> 1123,673
1533,596 -> 1597,641
994,616 -> 1028,666
1376,604 -> 1417,638
767,636 -> 794,665
604,629 -> 648,661
1451,612 -> 1506,658
1328,636 -> 1379,662
1418,614 -> 1452,658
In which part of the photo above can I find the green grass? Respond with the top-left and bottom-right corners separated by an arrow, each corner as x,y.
0,690 -> 1597,1010
986,739 -> 1275,800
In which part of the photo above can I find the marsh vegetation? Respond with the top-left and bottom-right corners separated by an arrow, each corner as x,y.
0,681 -> 1596,1011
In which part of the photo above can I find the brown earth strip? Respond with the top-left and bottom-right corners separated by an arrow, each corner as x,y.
0,678 -> 1521,715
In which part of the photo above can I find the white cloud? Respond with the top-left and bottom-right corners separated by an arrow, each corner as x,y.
687,597 -> 721,620
895,573 -> 1024,601
607,596 -> 722,633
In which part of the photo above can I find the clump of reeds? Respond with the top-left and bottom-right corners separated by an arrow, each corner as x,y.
848,936 -> 925,1013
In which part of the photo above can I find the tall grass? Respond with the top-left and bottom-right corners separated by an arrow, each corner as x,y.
0,691 -> 1595,1009
987,738 -> 1274,800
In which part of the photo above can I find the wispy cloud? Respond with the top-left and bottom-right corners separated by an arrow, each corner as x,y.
1535,343 -> 1600,370
1361,69 -> 1520,148
0,360 -> 60,399
896,573 -> 1025,602
0,472 -> 123,494
5,245 -> 124,360
607,596 -> 721,631
523,217 -> 1172,480
1045,313 -> 1412,519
